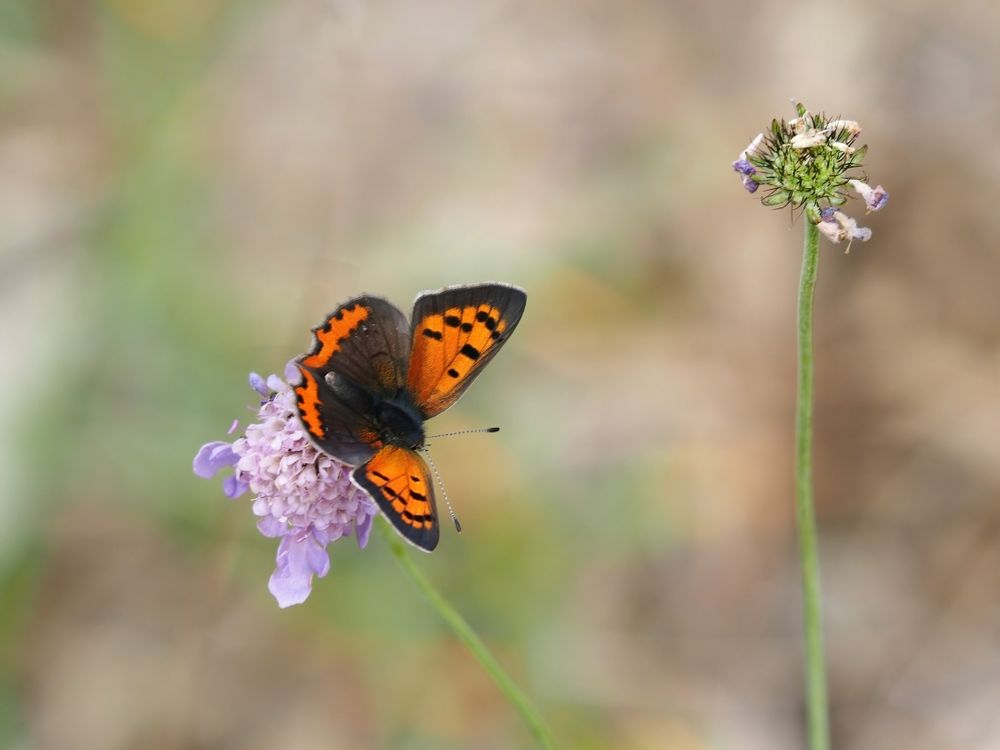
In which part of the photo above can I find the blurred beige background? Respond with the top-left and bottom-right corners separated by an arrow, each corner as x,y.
1,0 -> 999,748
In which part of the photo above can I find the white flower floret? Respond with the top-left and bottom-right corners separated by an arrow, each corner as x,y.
791,131 -> 828,149
824,119 -> 862,136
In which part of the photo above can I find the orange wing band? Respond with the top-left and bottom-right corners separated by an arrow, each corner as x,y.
301,303 -> 370,368
293,365 -> 325,440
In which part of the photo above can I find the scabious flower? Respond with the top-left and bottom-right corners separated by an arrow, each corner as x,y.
194,367 -> 376,607
733,102 -> 889,247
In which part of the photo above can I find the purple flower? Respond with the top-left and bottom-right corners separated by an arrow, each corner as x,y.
248,372 -> 269,398
848,179 -> 889,212
732,159 -> 759,193
268,527 -> 332,607
194,370 -> 377,607
817,209 -> 872,250
732,134 -> 763,193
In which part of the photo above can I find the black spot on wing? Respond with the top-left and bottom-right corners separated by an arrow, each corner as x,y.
402,510 -> 434,523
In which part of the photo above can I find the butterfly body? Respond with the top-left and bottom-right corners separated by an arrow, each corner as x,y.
370,394 -> 426,451
292,283 -> 526,552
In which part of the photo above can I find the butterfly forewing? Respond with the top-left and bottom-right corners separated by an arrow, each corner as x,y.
293,296 -> 411,464
353,445 -> 439,551
407,283 -> 526,418
299,296 -> 411,395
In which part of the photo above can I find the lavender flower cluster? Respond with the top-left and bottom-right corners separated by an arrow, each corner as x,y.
194,367 -> 376,607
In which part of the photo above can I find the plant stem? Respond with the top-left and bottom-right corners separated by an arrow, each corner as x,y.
377,517 -> 557,750
796,221 -> 831,750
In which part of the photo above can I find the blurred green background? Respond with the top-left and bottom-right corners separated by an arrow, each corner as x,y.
2,1 -> 999,748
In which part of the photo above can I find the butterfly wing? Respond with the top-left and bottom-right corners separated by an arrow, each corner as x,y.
293,296 -> 411,464
406,283 -> 527,418
353,445 -> 439,551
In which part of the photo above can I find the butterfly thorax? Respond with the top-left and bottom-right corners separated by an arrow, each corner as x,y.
373,394 -> 426,450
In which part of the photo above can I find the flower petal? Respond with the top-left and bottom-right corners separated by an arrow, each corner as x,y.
193,441 -> 239,478
268,531 -> 329,607
848,179 -> 889,212
737,133 -> 764,162
306,532 -> 331,578
249,372 -> 269,398
825,119 -> 862,137
223,474 -> 249,499
732,159 -> 759,194
817,219 -> 844,243
790,131 -> 827,149
356,513 -> 374,549
257,515 -> 287,538
266,374 -> 286,393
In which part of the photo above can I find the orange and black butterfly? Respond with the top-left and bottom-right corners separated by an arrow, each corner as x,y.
292,283 -> 526,552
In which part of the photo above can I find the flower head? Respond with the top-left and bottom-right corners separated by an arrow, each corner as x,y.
733,102 -> 888,244
194,368 -> 376,607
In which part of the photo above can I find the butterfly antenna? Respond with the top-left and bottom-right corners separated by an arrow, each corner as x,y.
419,448 -> 462,533
425,426 -> 500,440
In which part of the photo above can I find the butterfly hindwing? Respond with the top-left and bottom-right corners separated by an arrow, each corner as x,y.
352,445 -> 439,551
292,367 -> 383,465
406,283 -> 527,418
293,296 -> 410,464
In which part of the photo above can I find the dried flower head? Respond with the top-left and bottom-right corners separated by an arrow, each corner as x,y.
194,367 -> 376,607
733,102 -> 888,245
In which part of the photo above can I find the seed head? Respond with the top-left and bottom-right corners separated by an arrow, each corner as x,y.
733,102 -> 888,245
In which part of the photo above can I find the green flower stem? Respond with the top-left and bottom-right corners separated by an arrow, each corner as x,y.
377,517 -> 557,750
796,221 -> 831,750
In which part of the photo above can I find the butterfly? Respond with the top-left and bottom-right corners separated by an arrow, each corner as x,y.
291,282 -> 527,552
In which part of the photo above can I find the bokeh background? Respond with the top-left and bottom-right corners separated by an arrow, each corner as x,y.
2,0 -> 999,748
